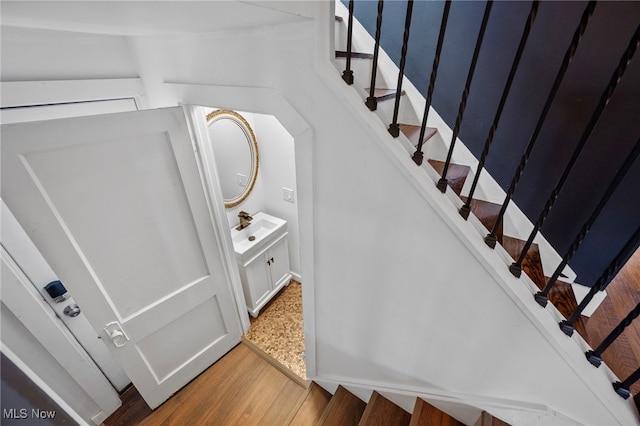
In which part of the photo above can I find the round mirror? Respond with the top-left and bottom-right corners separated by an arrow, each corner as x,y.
206,110 -> 259,208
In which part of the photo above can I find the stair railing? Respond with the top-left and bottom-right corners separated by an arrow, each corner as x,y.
412,0 -> 451,166
365,0 -> 384,111
336,0 -> 640,400
484,1 -> 597,249
437,1 -> 493,194
509,23 -> 640,278
614,366 -> 640,400
559,226 -> 640,337
536,137 -> 640,308
388,0 -> 414,137
459,0 -> 539,220
341,0 -> 355,85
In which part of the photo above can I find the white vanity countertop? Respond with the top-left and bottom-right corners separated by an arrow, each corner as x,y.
230,212 -> 287,262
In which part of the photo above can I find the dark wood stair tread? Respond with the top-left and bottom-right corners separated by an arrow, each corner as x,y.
399,124 -> 437,148
319,385 -> 366,426
427,159 -> 470,196
359,391 -> 411,426
460,197 -> 504,244
502,236 -> 584,337
336,51 -> 374,59
365,88 -> 406,102
409,398 -> 463,426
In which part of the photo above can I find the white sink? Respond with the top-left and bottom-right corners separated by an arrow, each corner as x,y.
230,212 -> 287,261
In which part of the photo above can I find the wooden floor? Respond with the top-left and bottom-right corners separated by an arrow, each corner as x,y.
105,342 -> 309,426
581,248 -> 640,394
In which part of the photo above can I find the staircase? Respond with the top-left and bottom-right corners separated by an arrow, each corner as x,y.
332,0 -> 640,422
289,383 -> 508,426
335,19 -> 585,336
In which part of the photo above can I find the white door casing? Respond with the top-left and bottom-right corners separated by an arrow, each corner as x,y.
1,107 -> 242,409
1,246 -> 122,424
2,199 -> 131,393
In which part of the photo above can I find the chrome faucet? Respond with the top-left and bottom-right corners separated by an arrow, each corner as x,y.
236,211 -> 253,230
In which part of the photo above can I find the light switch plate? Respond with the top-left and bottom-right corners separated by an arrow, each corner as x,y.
283,187 -> 294,203
237,173 -> 247,187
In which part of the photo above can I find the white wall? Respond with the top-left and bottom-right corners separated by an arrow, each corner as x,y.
254,113 -> 300,279
2,2 -> 637,425
204,108 -> 301,279
0,26 -> 137,81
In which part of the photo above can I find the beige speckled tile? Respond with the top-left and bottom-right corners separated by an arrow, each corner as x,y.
244,280 -> 306,380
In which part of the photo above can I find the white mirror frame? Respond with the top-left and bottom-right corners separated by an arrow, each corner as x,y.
206,110 -> 259,208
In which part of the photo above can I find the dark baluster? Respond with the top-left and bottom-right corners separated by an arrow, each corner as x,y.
484,1 -> 597,248
437,1 -> 493,193
509,24 -> 640,278
558,225 -> 640,336
342,0 -> 355,85
366,0 -> 384,111
537,138 -> 640,308
413,0 -> 451,166
613,367 -> 640,399
586,302 -> 640,368
460,0 -> 539,219
389,0 -> 415,137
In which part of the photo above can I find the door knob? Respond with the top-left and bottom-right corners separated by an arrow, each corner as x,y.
63,304 -> 81,317
104,321 -> 129,348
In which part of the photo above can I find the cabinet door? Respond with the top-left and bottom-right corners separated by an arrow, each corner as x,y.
245,254 -> 272,308
268,238 -> 291,287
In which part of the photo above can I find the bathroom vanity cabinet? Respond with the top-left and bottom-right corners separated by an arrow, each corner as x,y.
238,234 -> 291,317
230,212 -> 292,318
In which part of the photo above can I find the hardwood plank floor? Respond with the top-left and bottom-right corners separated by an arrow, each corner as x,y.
105,343 -> 307,426
583,248 -> 640,394
288,382 -> 332,425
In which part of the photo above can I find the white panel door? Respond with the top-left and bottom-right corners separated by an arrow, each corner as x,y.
1,107 -> 242,409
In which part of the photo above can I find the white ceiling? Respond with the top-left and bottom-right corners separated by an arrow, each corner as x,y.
1,1 -> 311,36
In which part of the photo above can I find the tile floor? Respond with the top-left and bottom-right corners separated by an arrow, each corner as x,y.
244,280 -> 306,380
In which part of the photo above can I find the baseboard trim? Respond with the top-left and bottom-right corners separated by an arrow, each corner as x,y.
310,373 -> 577,425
